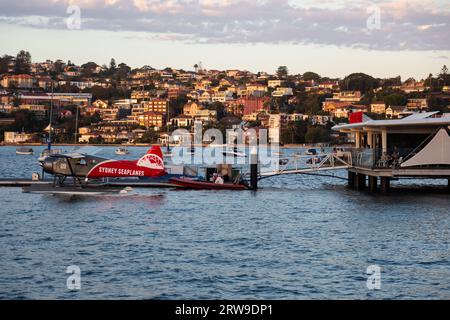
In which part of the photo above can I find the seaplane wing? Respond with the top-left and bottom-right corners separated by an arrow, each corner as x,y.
72,146 -> 102,155
55,146 -> 102,159
55,153 -> 86,159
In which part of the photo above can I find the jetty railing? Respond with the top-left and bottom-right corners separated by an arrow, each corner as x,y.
257,152 -> 351,178
351,148 -> 418,169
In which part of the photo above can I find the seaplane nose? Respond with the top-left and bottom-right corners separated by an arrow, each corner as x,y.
42,158 -> 55,173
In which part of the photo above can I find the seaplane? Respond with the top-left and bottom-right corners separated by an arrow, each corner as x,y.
23,146 -> 167,195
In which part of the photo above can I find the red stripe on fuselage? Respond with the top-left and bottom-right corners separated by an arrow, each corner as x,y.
86,159 -> 165,179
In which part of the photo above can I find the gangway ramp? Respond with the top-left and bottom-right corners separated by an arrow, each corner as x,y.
255,153 -> 351,180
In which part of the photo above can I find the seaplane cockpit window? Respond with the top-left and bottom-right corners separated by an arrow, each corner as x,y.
77,159 -> 87,166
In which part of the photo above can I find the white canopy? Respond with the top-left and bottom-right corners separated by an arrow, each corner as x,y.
401,128 -> 450,167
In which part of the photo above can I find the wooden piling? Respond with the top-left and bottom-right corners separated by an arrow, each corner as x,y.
356,174 -> 367,190
369,176 -> 378,192
250,153 -> 258,191
348,171 -> 356,189
380,177 -> 390,194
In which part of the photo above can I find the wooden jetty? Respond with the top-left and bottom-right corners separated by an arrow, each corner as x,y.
333,112 -> 450,193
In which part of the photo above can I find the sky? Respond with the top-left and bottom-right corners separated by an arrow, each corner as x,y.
0,0 -> 449,80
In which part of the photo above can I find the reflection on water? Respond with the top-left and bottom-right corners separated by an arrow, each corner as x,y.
0,146 -> 450,299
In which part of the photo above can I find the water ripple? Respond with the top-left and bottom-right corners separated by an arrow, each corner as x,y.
1,146 -> 450,299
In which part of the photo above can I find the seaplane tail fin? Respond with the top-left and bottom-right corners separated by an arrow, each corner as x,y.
146,145 -> 163,157
136,146 -> 165,172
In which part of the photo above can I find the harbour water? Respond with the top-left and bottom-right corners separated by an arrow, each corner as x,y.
0,146 -> 449,299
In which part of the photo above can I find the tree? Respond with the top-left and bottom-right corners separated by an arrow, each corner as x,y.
109,58 -> 117,71
56,83 -> 81,93
384,93 -> 407,106
14,50 -> 31,74
81,62 -> 99,78
424,73 -> 435,88
276,66 -> 288,79
281,120 -> 308,144
80,112 -> 101,127
89,136 -> 104,144
428,96 -> 449,113
209,102 -> 226,120
0,55 -> 13,74
440,65 -> 449,86
169,95 -> 188,117
116,63 -> 131,81
302,72 -> 321,82
341,73 -> 379,94
53,60 -> 65,73
305,126 -> 329,143
297,94 -> 330,115
381,76 -> 401,87
138,130 -> 158,143
10,110 -> 46,133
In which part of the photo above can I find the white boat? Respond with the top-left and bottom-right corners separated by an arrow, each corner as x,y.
16,147 -> 34,155
115,147 -> 129,155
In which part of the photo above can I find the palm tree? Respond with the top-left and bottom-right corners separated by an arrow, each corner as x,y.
441,65 -> 448,86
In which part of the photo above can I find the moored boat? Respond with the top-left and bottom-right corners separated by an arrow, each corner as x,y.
169,177 -> 248,190
115,147 -> 129,155
16,147 -> 34,155
305,148 -> 317,155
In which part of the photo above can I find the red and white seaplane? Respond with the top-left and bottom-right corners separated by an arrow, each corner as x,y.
24,146 -> 167,195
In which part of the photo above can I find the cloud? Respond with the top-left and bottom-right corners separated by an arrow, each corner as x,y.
0,0 -> 449,50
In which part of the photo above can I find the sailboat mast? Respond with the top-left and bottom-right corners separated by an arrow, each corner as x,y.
74,104 -> 79,144
48,80 -> 54,150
